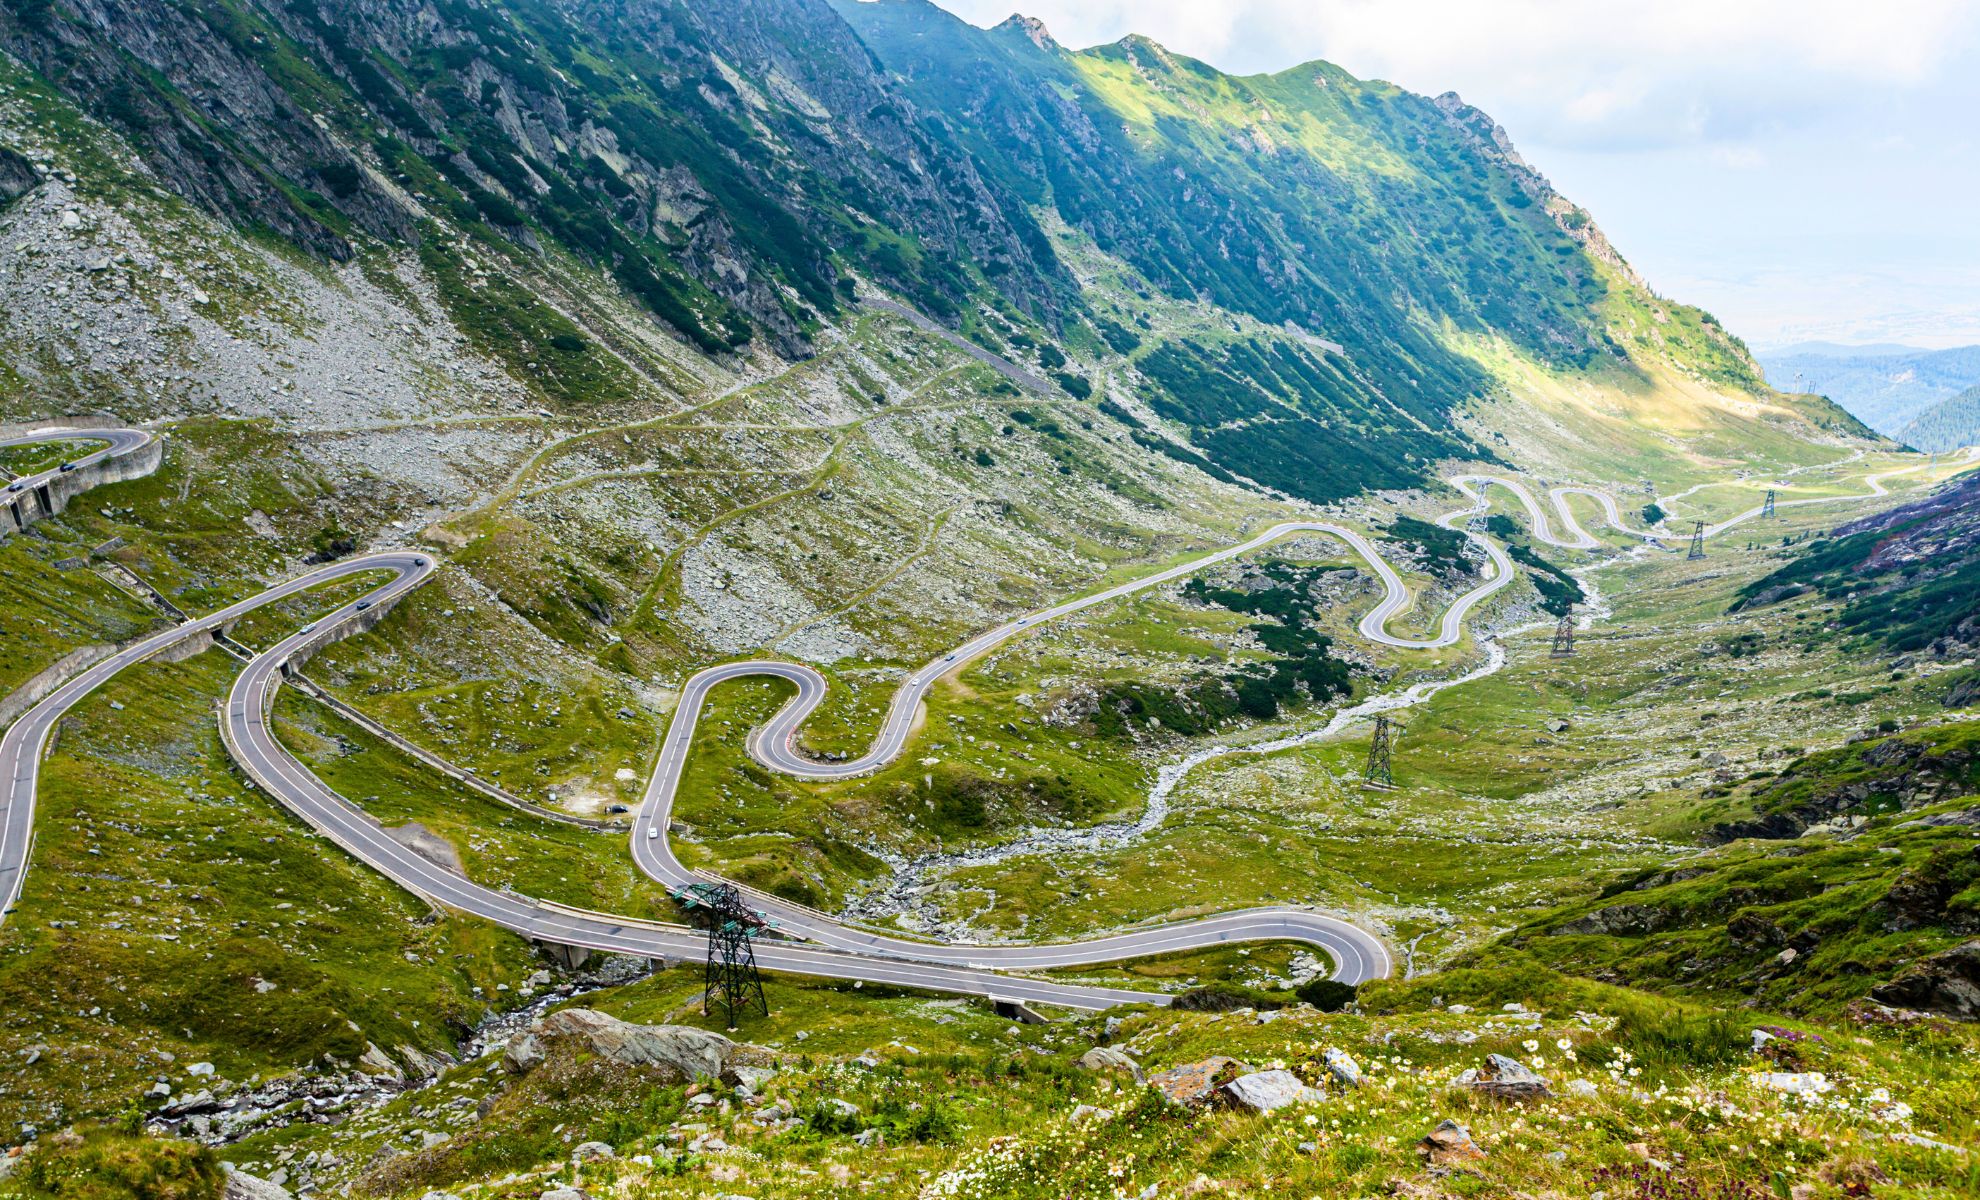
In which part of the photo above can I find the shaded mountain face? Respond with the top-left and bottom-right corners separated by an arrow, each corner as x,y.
0,0 -> 1069,355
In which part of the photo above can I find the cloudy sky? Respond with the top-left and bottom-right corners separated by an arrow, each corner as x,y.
928,0 -> 1980,350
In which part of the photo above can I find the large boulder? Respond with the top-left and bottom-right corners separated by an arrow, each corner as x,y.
1148,1056 -> 1247,1107
1220,1070 -> 1321,1114
1871,941 -> 1980,1020
533,1009 -> 739,1081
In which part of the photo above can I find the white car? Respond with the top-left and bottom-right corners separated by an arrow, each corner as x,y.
646,828 -> 660,840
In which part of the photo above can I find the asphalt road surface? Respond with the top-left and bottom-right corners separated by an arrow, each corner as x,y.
4,447 -> 1971,1009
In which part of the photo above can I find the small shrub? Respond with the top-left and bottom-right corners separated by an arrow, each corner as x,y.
8,1126 -> 222,1200
1296,978 -> 1358,1012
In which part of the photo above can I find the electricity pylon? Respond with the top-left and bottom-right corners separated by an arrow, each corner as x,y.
1762,489 -> 1776,518
1364,714 -> 1396,789
1687,520 -> 1706,560
1551,607 -> 1575,657
689,882 -> 769,1030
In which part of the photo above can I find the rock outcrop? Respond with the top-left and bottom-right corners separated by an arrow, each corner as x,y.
1148,1057 -> 1247,1107
1076,1046 -> 1144,1087
526,1009 -> 751,1082
0,145 -> 36,206
1871,941 -> 1980,1020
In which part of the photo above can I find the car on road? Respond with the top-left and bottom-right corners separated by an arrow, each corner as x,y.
354,599 -> 373,611
646,827 -> 659,840
59,462 -> 77,472
5,482 -> 21,493
945,653 -> 956,661
299,623 -> 316,634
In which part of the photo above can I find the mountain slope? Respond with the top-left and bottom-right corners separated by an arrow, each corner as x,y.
835,0 -> 1870,494
1734,468 -> 1980,656
0,0 -> 1071,355
1899,384 -> 1980,453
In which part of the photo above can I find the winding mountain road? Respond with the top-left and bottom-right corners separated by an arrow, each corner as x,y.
1,434 -> 1968,1010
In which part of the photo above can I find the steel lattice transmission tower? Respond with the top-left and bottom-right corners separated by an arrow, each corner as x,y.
1762,489 -> 1776,519
1687,520 -> 1707,560
688,882 -> 769,1030
1551,606 -> 1575,657
1364,713 -> 1396,789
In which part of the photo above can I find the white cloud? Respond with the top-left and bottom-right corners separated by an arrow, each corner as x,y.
1709,144 -> 1768,170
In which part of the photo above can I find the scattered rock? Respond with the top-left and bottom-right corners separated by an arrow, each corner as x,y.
1148,1056 -> 1247,1107
1754,1072 -> 1833,1095
1076,1046 -> 1144,1087
1417,1119 -> 1485,1165
539,1189 -> 589,1200
1070,1104 -> 1115,1124
1463,1054 -> 1551,1099
1322,1047 -> 1361,1088
1220,1070 -> 1321,1114
732,1064 -> 776,1089
222,1170 -> 296,1200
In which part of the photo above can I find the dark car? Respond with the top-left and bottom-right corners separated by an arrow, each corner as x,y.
58,462 -> 78,472
354,599 -> 373,611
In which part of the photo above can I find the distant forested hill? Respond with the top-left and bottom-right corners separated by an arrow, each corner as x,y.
1898,385 -> 1980,452
1759,344 -> 1980,434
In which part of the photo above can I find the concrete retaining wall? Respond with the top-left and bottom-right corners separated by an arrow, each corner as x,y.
0,417 -> 162,536
0,643 -> 121,728
40,436 -> 162,516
